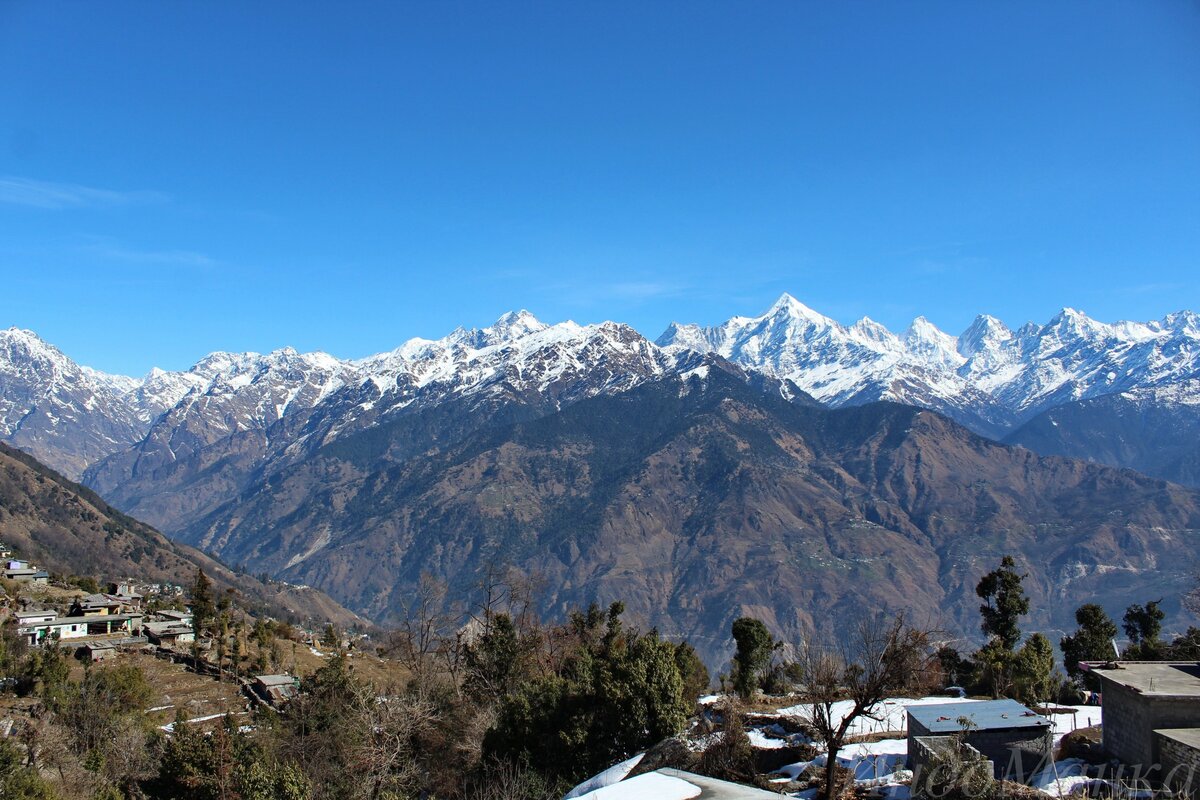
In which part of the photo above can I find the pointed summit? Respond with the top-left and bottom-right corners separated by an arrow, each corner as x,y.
905,316 -> 942,340
476,309 -> 547,347
1048,307 -> 1089,326
957,314 -> 1012,358
847,317 -> 899,351
904,317 -> 963,369
490,309 -> 544,335
761,293 -> 836,327
1044,307 -> 1103,339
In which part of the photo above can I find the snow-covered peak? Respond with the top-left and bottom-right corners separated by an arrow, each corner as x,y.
763,292 -> 837,329
847,317 -> 900,350
0,327 -> 144,401
957,315 -> 1012,358
1162,310 -> 1200,335
1,327 -> 73,374
905,317 -> 964,370
655,321 -> 711,353
1044,307 -> 1103,340
661,296 -> 1200,428
484,309 -> 546,341
0,327 -> 149,476
80,366 -> 141,396
442,310 -> 549,350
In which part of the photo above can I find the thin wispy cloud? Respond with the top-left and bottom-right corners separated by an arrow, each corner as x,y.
85,241 -> 217,268
0,176 -> 168,209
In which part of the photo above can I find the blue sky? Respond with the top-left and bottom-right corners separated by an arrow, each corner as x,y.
2,2 -> 1198,376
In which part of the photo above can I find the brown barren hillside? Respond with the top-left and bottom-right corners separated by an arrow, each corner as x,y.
173,365 -> 1200,666
0,441 -> 365,630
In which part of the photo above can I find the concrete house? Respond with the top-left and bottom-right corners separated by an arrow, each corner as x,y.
1082,661 -> 1200,795
907,699 -> 1053,781
70,594 -> 128,617
109,582 -> 145,602
79,642 -> 117,662
145,620 -> 195,647
17,612 -> 144,646
253,674 -> 299,706
4,567 -> 48,583
13,609 -> 57,626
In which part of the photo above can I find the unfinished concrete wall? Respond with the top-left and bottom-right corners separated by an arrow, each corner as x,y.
1103,681 -> 1200,767
964,727 -> 1054,781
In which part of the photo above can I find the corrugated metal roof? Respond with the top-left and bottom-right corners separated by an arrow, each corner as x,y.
256,674 -> 298,687
908,699 -> 1050,734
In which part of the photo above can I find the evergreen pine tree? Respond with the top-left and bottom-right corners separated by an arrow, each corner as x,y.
1060,604 -> 1118,688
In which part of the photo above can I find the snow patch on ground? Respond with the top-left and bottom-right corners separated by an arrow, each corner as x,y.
776,695 -> 982,738
1029,758 -> 1094,797
160,712 -> 242,732
775,738 -> 910,783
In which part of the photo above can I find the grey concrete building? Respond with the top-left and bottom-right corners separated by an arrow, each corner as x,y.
1082,662 -> 1200,770
907,699 -> 1053,781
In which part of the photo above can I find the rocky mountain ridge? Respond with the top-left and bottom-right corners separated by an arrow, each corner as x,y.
5,295 -> 1200,495
3,311 -> 1200,664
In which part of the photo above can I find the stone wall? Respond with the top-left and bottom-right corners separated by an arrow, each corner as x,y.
910,736 -> 994,799
1157,731 -> 1200,800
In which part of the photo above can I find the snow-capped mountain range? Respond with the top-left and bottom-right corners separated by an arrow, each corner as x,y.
659,294 -> 1200,435
3,294 -> 1199,482
0,313 -> 694,481
6,299 -> 1200,654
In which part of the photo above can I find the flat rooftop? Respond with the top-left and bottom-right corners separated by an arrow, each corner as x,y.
1157,729 -> 1200,750
908,699 -> 1050,734
1084,662 -> 1200,697
18,613 -> 143,627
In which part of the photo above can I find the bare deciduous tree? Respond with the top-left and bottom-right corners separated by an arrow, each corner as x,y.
1185,573 -> 1200,617
791,614 -> 932,800
355,694 -> 439,800
389,573 -> 456,698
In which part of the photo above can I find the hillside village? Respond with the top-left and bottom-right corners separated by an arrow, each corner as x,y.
0,538 -> 1198,800
0,539 -> 379,718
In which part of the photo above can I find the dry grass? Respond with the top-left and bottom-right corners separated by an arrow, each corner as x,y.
3,580 -> 86,608
271,639 -> 412,690
845,730 -> 907,744
122,650 -> 250,729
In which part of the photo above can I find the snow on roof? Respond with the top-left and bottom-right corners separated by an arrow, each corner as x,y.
570,771 -> 700,800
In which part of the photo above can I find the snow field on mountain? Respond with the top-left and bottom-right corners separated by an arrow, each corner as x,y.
6,294 -> 1200,480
